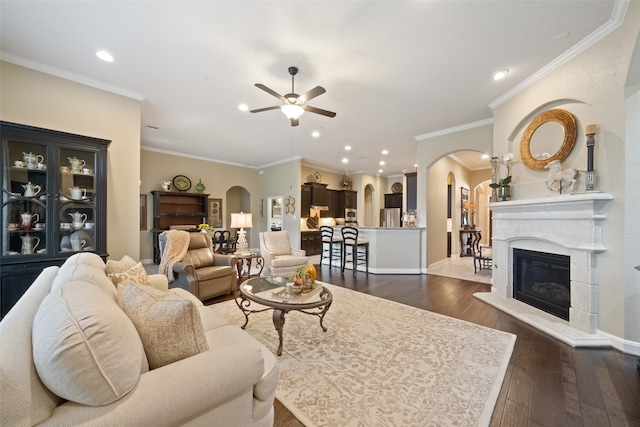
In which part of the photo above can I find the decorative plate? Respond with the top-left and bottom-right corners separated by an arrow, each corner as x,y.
173,175 -> 191,192
313,171 -> 322,183
392,182 -> 403,193
284,197 -> 290,206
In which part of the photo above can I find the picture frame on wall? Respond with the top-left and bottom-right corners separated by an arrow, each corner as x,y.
140,194 -> 147,230
208,198 -> 223,228
460,187 -> 469,229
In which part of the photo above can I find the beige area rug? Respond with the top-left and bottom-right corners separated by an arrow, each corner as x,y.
213,283 -> 516,427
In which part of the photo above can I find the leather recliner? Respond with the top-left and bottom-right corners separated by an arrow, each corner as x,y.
162,232 -> 238,300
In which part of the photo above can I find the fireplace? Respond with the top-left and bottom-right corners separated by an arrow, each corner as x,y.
475,193 -> 613,346
513,249 -> 570,320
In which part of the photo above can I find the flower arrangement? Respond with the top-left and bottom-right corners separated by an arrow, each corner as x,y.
197,223 -> 211,232
490,153 -> 519,189
341,174 -> 352,189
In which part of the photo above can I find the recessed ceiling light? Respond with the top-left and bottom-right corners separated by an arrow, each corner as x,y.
481,154 -> 490,159
381,150 -> 388,155
492,69 -> 509,81
311,131 -> 320,138
238,104 -> 248,111
379,161 -> 385,166
414,163 -> 418,168
342,158 -> 349,164
378,169 -> 383,173
344,145 -> 351,151
96,50 -> 114,62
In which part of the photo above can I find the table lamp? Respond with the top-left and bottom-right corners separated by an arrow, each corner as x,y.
231,212 -> 253,254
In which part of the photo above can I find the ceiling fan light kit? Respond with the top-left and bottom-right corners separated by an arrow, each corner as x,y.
251,66 -> 336,127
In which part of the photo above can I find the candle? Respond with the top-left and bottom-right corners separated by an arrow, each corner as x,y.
585,124 -> 597,173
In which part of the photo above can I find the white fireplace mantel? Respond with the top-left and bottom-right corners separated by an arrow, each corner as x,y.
475,192 -> 614,347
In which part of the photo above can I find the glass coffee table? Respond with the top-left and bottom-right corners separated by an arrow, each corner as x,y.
235,276 -> 332,356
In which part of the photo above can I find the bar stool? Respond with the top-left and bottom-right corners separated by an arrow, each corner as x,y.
341,226 -> 369,275
320,226 -> 342,268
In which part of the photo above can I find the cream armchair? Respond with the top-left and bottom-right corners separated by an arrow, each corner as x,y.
259,230 -> 308,277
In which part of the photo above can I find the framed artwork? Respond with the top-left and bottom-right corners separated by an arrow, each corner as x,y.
140,194 -> 147,230
460,187 -> 469,228
208,198 -> 223,228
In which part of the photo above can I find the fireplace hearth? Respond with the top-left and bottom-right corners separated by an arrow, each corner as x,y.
513,249 -> 570,320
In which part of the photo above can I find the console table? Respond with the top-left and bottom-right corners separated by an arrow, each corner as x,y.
459,229 -> 481,257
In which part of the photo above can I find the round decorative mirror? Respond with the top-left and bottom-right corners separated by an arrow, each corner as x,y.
519,109 -> 577,171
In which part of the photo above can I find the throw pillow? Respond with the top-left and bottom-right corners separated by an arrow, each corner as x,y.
123,282 -> 209,369
32,281 -> 146,406
108,262 -> 151,288
105,254 -> 138,275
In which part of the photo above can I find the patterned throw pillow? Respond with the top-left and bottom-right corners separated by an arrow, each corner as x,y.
122,282 -> 210,369
108,263 -> 151,288
105,255 -> 138,275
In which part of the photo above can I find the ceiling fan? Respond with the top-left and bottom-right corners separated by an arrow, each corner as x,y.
250,66 -> 336,127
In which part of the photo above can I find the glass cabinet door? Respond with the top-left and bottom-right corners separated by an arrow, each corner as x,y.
57,147 -> 98,255
2,139 -> 50,257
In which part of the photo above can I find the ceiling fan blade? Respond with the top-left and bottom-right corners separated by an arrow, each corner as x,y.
299,86 -> 326,103
290,118 -> 300,127
249,106 -> 281,113
255,84 -> 285,101
304,105 -> 337,118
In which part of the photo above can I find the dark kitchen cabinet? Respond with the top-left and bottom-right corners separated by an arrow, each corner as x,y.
405,172 -> 417,211
301,184 -> 311,214
1,121 -> 110,318
337,190 -> 357,217
324,189 -> 337,218
385,193 -> 403,209
300,230 -> 322,255
305,182 -> 328,206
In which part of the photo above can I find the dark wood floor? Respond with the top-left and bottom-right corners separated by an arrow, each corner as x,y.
208,265 -> 640,427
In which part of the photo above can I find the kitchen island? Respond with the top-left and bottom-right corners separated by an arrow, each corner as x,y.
329,227 -> 425,274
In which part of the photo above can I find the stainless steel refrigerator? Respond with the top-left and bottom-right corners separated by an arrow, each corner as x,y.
380,208 -> 401,227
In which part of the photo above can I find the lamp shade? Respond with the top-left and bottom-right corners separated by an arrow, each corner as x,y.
231,212 -> 253,229
280,104 -> 304,120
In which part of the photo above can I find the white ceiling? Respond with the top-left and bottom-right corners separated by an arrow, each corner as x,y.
0,1 -> 621,176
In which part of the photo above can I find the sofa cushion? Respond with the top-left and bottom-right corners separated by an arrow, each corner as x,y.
271,255 -> 308,268
32,280 -> 146,406
108,262 -> 151,288
52,253 -> 116,300
123,282 -> 210,369
105,254 -> 138,275
263,231 -> 292,256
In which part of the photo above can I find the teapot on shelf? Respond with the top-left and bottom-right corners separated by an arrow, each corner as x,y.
23,152 -> 44,170
20,234 -> 40,255
19,212 -> 39,230
68,211 -> 87,229
21,182 -> 41,198
68,157 -> 86,174
160,180 -> 172,191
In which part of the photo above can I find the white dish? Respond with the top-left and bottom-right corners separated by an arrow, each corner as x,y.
36,249 -> 46,254
6,251 -> 19,255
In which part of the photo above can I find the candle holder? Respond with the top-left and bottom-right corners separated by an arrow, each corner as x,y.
585,124 -> 597,192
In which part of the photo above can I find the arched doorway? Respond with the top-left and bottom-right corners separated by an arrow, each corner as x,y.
363,184 -> 374,227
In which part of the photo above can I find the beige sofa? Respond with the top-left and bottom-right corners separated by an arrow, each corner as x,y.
259,230 -> 309,278
0,253 -> 278,426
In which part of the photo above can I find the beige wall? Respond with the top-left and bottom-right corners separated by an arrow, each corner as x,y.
139,149 -> 261,260
0,61 -> 141,260
491,2 -> 640,342
417,123 -> 494,267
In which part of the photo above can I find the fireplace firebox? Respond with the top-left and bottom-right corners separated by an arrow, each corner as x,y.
513,249 -> 570,320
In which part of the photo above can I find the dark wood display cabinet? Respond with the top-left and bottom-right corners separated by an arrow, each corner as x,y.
151,191 -> 209,263
0,121 -> 109,318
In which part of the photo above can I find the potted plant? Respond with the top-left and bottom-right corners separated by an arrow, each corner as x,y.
489,175 -> 512,201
